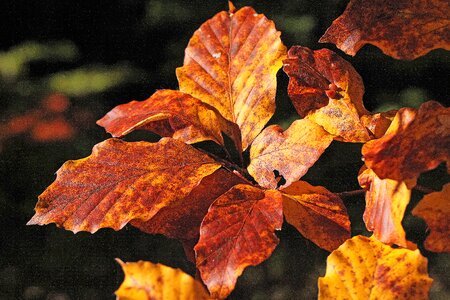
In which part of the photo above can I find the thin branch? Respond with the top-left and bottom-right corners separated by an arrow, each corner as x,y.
336,189 -> 366,198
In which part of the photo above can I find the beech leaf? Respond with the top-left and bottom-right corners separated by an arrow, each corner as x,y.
281,181 -> 350,251
363,101 -> 450,185
176,6 -> 287,149
195,184 -> 283,299
27,138 -> 221,233
320,0 -> 450,60
248,119 -> 333,189
283,46 -> 370,142
412,183 -> 450,253
318,235 -> 433,299
115,260 -> 210,300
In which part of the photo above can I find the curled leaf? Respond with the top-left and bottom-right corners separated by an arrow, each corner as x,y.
318,235 -> 433,299
412,183 -> 450,253
281,181 -> 350,251
248,119 -> 333,189
177,6 -> 287,149
320,0 -> 450,60
360,110 -> 397,139
116,260 -> 210,300
283,46 -> 370,142
27,138 -> 221,233
195,184 -> 283,299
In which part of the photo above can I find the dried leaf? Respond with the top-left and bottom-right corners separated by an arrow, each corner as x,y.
281,181 -> 350,251
116,260 -> 210,300
97,89 -> 241,149
318,235 -> 433,300
363,101 -> 450,185
320,0 -> 450,60
27,138 -> 221,233
359,168 -> 411,247
412,183 -> 450,253
195,184 -> 283,298
248,119 -> 333,189
283,46 -> 370,142
176,6 -> 287,149
360,110 -> 397,139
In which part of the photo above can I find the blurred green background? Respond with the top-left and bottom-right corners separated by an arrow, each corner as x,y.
0,0 -> 448,299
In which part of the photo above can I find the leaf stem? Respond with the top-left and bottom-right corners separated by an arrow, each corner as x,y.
335,184 -> 436,198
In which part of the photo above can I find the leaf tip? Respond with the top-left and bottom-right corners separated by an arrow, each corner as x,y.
228,1 -> 236,14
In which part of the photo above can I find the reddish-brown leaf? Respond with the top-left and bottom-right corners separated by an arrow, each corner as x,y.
27,138 -> 221,233
176,5 -> 287,149
195,184 -> 283,299
360,110 -> 397,139
363,101 -> 450,185
281,181 -> 350,251
248,119 -> 333,189
283,46 -> 370,142
97,90 -> 241,149
359,167 -> 411,247
320,0 -> 450,60
412,183 -> 450,253
318,235 -> 433,299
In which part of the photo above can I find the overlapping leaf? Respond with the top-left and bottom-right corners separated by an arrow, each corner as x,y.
363,101 -> 450,185
195,184 -> 283,299
97,89 -> 241,149
320,0 -> 450,60
359,167 -> 411,247
283,46 -> 370,142
116,260 -> 210,300
412,183 -> 450,253
248,119 -> 333,189
281,181 -> 350,251
318,235 -> 433,299
27,138 -> 221,233
360,110 -> 396,139
176,5 -> 287,149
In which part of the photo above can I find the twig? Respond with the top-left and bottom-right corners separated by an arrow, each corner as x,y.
336,189 -> 366,198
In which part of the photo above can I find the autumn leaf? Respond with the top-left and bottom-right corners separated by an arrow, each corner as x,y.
283,46 -> 370,142
359,167 -> 411,247
318,235 -> 433,299
195,184 -> 283,299
320,0 -> 450,60
176,5 -> 287,150
360,110 -> 396,139
363,101 -> 450,186
116,260 -> 210,300
97,89 -> 241,150
27,138 -> 221,233
281,181 -> 350,251
248,119 -> 333,189
412,183 -> 450,253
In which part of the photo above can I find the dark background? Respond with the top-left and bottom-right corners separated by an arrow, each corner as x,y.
0,1 -> 448,299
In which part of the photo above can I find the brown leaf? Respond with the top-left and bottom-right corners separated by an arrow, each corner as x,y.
116,260 -> 210,300
195,184 -> 283,298
320,0 -> 450,60
97,89 -> 241,149
360,110 -> 397,139
248,119 -> 333,189
318,235 -> 433,299
412,183 -> 450,253
283,46 -> 370,142
176,6 -> 287,149
359,168 -> 411,247
363,101 -> 450,185
281,181 -> 350,251
27,138 -> 221,233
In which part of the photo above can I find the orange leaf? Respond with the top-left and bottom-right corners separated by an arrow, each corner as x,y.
27,138 -> 221,233
97,90 -> 241,149
248,119 -> 333,189
359,168 -> 411,247
31,117 -> 75,142
176,6 -> 287,149
320,0 -> 450,60
283,46 -> 370,142
116,260 -> 210,300
318,235 -> 433,299
363,101 -> 450,185
281,181 -> 350,252
360,110 -> 397,139
195,184 -> 283,298
412,183 -> 450,253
